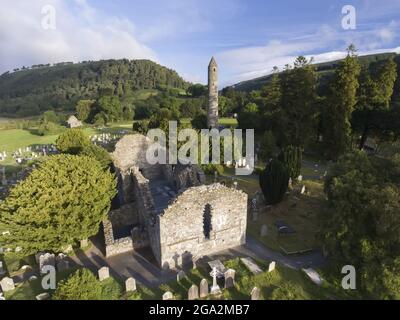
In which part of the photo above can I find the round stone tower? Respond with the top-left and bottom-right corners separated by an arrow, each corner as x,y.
207,57 -> 219,129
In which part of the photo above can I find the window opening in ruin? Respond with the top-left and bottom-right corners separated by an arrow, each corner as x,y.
203,204 -> 212,240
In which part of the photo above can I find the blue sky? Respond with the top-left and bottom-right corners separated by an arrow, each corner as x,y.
1,0 -> 399,86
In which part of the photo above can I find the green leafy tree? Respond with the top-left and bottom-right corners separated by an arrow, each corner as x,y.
259,130 -> 277,162
353,57 -> 397,149
260,73 -> 282,132
56,129 -> 90,154
321,151 -> 400,298
42,110 -> 59,124
323,45 -> 361,159
278,145 -> 302,180
96,96 -> 123,124
191,111 -> 208,130
259,159 -> 290,205
0,155 -> 117,254
81,144 -> 112,169
76,100 -> 95,122
278,56 -> 317,147
53,268 -> 122,300
238,102 -> 260,130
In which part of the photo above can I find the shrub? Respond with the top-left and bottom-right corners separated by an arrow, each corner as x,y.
259,159 -> 289,205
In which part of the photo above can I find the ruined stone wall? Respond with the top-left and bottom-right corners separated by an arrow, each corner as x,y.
163,164 -> 205,191
112,134 -> 163,203
158,183 -> 247,269
103,218 -> 133,257
131,167 -> 162,264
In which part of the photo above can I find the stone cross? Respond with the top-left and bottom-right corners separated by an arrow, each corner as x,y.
268,261 -> 276,272
224,269 -> 235,289
188,284 -> 199,300
199,279 -> 209,298
251,287 -> 260,300
210,267 -> 221,294
162,291 -> 174,300
125,277 -> 136,292
98,267 -> 110,281
0,277 -> 15,292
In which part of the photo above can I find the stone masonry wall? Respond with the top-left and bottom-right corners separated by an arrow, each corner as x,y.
159,183 -> 247,269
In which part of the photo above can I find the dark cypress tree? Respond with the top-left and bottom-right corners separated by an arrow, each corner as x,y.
278,145 -> 302,180
259,159 -> 290,205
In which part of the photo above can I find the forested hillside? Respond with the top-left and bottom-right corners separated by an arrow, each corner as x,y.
0,59 -> 189,117
232,52 -> 399,93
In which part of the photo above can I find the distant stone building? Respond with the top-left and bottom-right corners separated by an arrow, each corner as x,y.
104,134 -> 248,269
67,115 -> 83,128
207,57 -> 219,129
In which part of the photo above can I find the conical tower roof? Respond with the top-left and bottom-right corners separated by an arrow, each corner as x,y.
209,56 -> 217,68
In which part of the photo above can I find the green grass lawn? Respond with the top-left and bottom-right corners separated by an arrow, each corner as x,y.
130,258 -> 352,300
247,181 -> 326,254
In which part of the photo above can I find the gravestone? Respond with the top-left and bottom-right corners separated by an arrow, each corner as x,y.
210,267 -> 221,295
199,279 -> 209,298
177,270 -> 186,282
162,291 -> 174,300
224,269 -> 235,289
302,268 -> 323,286
56,253 -> 70,271
0,277 -> 15,292
188,284 -> 199,300
125,277 -> 136,292
39,253 -> 55,274
260,225 -> 268,237
301,185 -> 306,195
297,175 -> 303,182
29,276 -> 38,282
80,239 -> 89,248
36,293 -> 50,300
268,261 -> 276,272
240,257 -> 263,275
251,287 -> 260,300
98,267 -> 110,281
0,261 -> 5,277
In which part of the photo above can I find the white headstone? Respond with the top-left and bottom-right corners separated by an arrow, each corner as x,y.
98,267 -> 110,281
268,261 -> 276,273
0,261 -> 5,276
162,291 -> 174,300
188,284 -> 199,300
251,287 -> 260,300
301,185 -> 306,195
199,279 -> 209,298
39,253 -> 55,274
297,175 -> 303,182
125,277 -> 136,292
240,257 -> 263,275
36,293 -> 50,300
0,277 -> 15,292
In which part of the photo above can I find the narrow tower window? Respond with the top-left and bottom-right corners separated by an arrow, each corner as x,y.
203,204 -> 212,240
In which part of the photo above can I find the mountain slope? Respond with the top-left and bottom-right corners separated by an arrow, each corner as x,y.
230,52 -> 399,92
0,59 -> 189,117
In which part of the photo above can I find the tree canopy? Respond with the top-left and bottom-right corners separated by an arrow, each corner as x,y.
0,155 -> 117,254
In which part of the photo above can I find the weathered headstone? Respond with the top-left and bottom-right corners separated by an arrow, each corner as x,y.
0,261 -> 5,276
56,253 -> 70,271
199,279 -> 209,298
36,293 -> 50,300
125,277 -> 136,292
297,175 -> 303,182
98,267 -> 110,281
251,287 -> 260,300
268,261 -> 276,273
188,284 -> 199,300
0,277 -> 15,292
260,225 -> 268,237
300,185 -> 306,195
177,270 -> 186,282
302,268 -> 323,286
240,257 -> 263,275
29,276 -> 38,282
162,291 -> 174,300
39,253 -> 55,274
224,269 -> 235,289
80,239 -> 89,248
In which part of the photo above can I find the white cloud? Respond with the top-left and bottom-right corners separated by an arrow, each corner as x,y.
217,22 -> 400,86
0,0 -> 157,73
